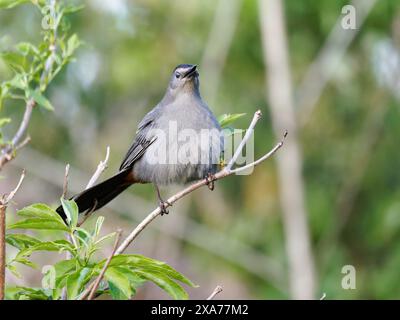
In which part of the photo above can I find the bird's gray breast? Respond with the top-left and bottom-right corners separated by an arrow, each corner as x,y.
132,97 -> 223,185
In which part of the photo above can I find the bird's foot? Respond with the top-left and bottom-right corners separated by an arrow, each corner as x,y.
205,172 -> 216,191
159,200 -> 172,216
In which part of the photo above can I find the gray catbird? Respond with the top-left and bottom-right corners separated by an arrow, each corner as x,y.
56,64 -> 223,220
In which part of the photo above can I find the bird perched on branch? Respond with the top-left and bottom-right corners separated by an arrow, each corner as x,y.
56,64 -> 223,221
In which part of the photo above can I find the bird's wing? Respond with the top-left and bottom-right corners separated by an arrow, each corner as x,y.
119,106 -> 160,171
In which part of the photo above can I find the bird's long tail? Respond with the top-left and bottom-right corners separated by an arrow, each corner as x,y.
56,169 -> 134,222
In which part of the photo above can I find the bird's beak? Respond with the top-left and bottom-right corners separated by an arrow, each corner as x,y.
183,65 -> 198,78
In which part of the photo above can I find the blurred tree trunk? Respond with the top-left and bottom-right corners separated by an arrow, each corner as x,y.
258,0 -> 316,299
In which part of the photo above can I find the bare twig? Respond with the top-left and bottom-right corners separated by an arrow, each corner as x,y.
206,285 -> 223,300
115,111 -> 285,255
0,205 -> 5,300
87,229 -> 122,300
62,164 -> 70,199
225,110 -> 262,171
0,101 -> 35,170
0,170 -> 25,300
85,146 -> 110,189
3,170 -> 26,205
76,146 -> 111,227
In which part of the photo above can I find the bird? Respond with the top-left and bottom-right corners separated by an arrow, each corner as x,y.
56,64 -> 223,221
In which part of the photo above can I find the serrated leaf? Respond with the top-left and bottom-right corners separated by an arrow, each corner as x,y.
27,89 -> 54,111
60,198 -> 78,228
5,233 -> 41,250
17,240 -> 75,258
8,218 -> 69,231
9,203 -> 69,231
135,269 -> 189,300
218,113 -> 246,128
106,254 -> 196,287
104,266 -> 133,300
66,267 -> 92,299
54,259 -> 77,289
17,203 -> 63,220
8,286 -> 50,300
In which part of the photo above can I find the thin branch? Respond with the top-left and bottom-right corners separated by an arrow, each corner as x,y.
225,110 -> 262,171
15,136 -> 31,151
4,170 -> 26,205
206,285 -> 223,300
0,101 -> 35,170
77,146 -> 111,227
115,111 -> 285,255
230,130 -> 287,174
87,229 -> 122,300
0,205 -> 5,300
0,0 -> 60,171
0,170 -> 25,300
62,164 -> 70,199
85,146 -> 110,189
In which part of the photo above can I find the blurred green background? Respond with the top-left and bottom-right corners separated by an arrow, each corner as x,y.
1,0 -> 400,299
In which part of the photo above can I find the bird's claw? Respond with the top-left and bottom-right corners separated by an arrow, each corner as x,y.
205,173 -> 216,191
159,201 -> 171,216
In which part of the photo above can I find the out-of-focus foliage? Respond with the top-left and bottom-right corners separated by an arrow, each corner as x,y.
6,199 -> 195,300
1,0 -> 399,299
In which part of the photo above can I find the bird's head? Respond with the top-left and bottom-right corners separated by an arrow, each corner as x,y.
167,64 -> 200,96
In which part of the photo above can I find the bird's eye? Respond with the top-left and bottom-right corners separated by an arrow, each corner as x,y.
175,72 -> 181,79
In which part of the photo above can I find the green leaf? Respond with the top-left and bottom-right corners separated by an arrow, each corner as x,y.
60,198 -> 79,228
63,4 -> 85,14
17,240 -> 75,258
66,34 -> 81,58
136,269 -> 189,300
7,286 -> 51,300
5,233 -> 41,250
8,203 -> 69,231
66,267 -> 92,299
6,264 -> 22,278
0,0 -> 29,9
53,259 -> 77,290
0,118 -> 11,128
27,89 -> 54,111
8,218 -> 69,231
16,42 -> 39,56
93,216 -> 104,237
218,113 -> 246,128
104,266 -> 133,300
8,73 -> 27,90
17,203 -> 63,220
106,254 -> 196,287
14,256 -> 37,269
94,232 -> 116,246
0,52 -> 26,71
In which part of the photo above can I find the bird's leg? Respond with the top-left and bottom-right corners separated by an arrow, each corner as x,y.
205,172 -> 216,191
154,184 -> 171,215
